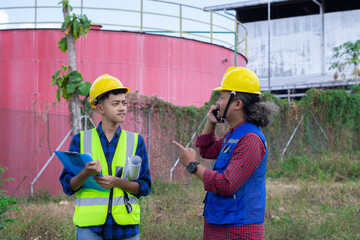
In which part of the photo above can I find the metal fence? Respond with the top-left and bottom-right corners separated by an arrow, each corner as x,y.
0,0 -> 247,58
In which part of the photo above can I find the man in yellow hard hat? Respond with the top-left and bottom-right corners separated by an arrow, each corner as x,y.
60,74 -> 151,240
173,67 -> 278,240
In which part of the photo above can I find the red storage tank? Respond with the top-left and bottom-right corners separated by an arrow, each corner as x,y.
0,29 -> 247,196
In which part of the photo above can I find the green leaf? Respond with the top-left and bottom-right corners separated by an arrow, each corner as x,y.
79,25 -> 86,38
69,71 -> 83,83
51,69 -> 61,86
79,15 -> 91,38
64,22 -> 72,36
58,37 -> 68,53
57,77 -> 64,87
56,89 -> 61,102
60,0 -> 69,7
61,65 -> 69,72
63,73 -> 69,86
61,15 -> 71,32
66,82 -> 78,94
61,22 -> 66,33
61,87 -> 70,100
5,219 -> 15,223
2,178 -> 14,182
78,81 -> 91,96
54,68 -> 61,77
82,15 -> 91,28
73,20 -> 79,40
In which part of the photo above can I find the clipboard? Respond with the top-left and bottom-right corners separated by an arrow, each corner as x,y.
55,151 -> 109,192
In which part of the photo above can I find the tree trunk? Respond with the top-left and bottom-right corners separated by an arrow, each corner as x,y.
63,4 -> 81,134
355,64 -> 359,85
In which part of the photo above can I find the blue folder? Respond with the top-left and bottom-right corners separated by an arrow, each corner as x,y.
55,151 -> 109,192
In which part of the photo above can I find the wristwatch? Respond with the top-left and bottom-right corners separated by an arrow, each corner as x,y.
186,161 -> 200,174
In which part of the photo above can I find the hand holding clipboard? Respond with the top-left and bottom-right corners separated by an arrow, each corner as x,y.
55,151 -> 109,192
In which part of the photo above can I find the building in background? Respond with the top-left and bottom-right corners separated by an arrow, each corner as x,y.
0,0 -> 246,196
206,0 -> 360,99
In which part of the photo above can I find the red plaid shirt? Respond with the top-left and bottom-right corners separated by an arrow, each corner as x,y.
196,121 -> 266,240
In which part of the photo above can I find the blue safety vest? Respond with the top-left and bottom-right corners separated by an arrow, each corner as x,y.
203,122 -> 268,227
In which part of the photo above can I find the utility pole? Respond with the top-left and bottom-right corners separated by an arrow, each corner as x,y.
268,0 -> 271,92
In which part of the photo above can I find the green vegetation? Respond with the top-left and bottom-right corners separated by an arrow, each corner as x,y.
2,88 -> 359,239
51,0 -> 92,103
329,40 -> 360,83
262,88 -> 360,161
2,169 -> 359,239
265,179 -> 360,240
2,152 -> 360,239
0,166 -> 18,232
123,87 -> 360,181
51,0 -> 93,134
267,152 -> 360,181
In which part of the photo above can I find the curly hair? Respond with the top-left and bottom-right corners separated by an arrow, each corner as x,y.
233,92 -> 279,128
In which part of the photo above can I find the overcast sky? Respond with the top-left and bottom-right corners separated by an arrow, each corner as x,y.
0,0 -> 249,49
0,0 -> 249,27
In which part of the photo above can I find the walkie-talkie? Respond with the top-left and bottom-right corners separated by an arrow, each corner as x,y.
212,107 -> 222,122
115,166 -> 123,178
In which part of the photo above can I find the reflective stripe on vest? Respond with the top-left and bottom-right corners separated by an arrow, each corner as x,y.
73,128 -> 140,227
75,196 -> 138,207
76,197 -> 108,206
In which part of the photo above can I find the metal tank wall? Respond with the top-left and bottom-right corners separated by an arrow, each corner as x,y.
0,29 -> 246,196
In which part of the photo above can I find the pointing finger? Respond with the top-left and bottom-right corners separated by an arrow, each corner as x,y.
172,140 -> 187,151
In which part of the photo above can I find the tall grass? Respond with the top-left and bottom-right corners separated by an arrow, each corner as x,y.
1,153 -> 359,240
266,152 -> 360,181
2,178 -> 358,240
265,180 -> 360,240
140,180 -> 205,239
1,192 -> 76,240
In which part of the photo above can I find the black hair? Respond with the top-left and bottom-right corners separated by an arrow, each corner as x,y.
233,92 -> 279,128
94,89 -> 127,106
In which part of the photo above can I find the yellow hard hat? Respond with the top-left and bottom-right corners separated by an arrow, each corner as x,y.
213,67 -> 261,95
89,74 -> 129,108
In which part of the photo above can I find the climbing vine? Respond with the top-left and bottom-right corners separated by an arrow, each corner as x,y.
118,87 -> 359,181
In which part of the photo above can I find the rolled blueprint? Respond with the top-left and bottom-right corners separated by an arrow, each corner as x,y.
128,155 -> 142,180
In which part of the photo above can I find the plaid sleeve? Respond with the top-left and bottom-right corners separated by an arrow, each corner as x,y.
58,133 -> 80,196
196,133 -> 224,159
133,135 -> 151,198
203,133 -> 265,196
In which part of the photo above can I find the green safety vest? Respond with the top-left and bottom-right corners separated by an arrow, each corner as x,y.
73,128 -> 140,227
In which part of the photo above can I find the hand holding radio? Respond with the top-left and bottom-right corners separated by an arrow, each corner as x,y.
208,105 -> 221,123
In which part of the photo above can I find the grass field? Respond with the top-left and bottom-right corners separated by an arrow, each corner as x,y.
1,177 -> 359,240
1,152 -> 360,239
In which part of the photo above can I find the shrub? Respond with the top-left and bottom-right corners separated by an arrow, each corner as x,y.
0,166 -> 19,231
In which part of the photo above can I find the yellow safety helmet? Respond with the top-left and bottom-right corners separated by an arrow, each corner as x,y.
213,67 -> 261,95
89,74 -> 129,108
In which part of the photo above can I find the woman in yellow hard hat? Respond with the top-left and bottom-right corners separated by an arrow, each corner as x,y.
173,67 -> 278,240
60,74 -> 151,240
